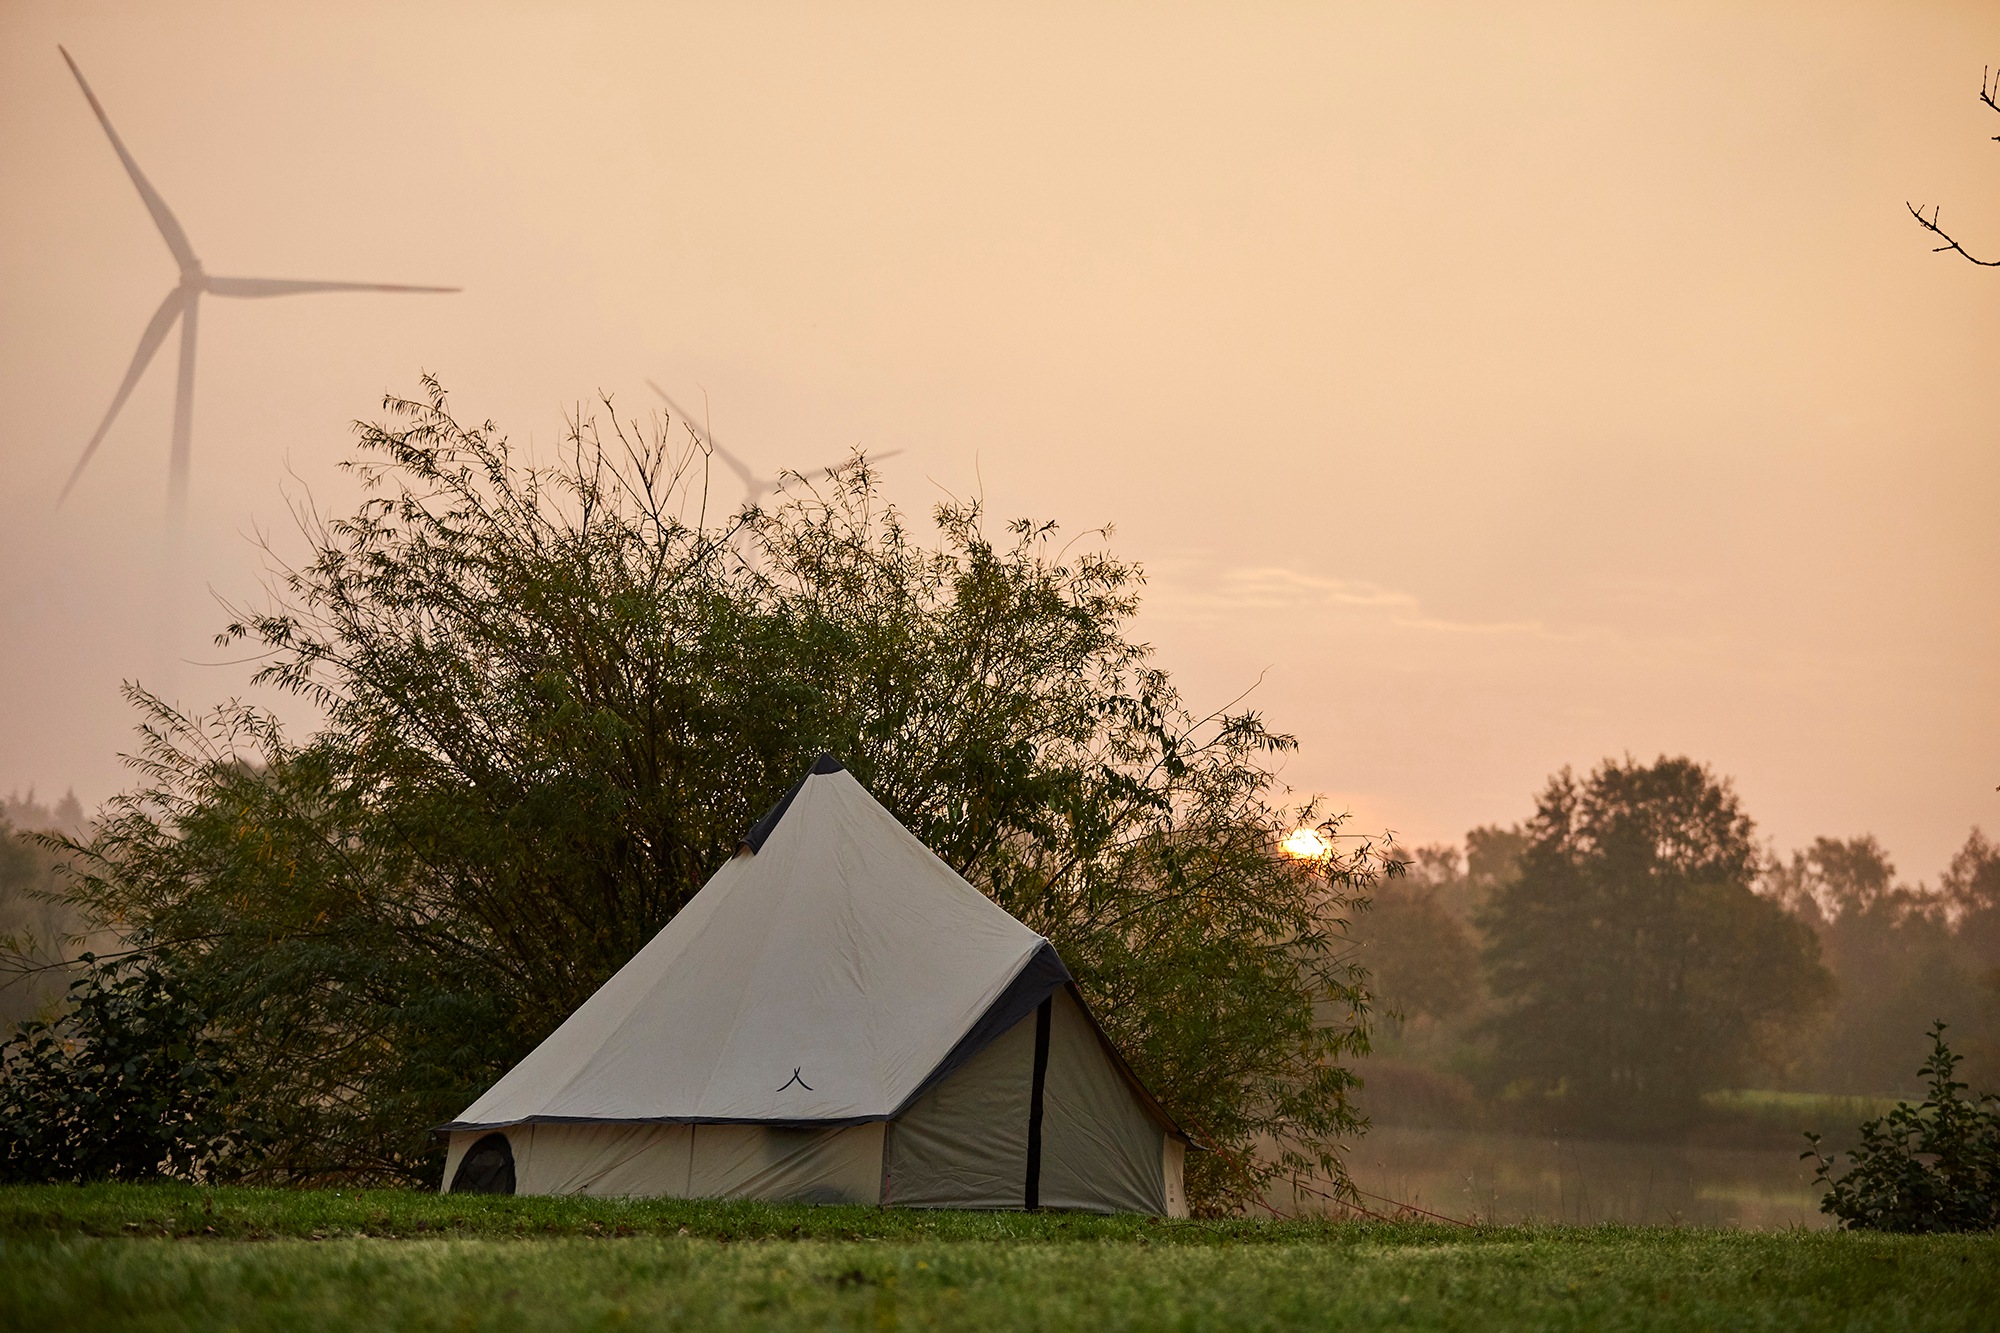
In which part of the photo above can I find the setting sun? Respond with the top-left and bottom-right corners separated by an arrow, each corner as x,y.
1281,827 -> 1328,860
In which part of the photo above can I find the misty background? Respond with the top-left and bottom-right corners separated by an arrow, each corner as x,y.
3,2 -> 1995,882
2,2 -> 1998,1219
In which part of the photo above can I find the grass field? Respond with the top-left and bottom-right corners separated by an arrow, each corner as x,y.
2,1183 -> 1995,1331
1700,1088 -> 1905,1137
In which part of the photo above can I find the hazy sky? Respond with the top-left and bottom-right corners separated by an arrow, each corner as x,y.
2,1 -> 1995,882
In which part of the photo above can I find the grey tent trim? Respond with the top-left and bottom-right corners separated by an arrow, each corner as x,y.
440,1113 -> 895,1132
885,939 -> 1072,1115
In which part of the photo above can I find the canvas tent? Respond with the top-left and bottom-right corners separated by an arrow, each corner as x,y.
439,755 -> 1190,1216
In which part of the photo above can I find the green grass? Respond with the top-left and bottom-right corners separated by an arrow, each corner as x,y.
1693,1088 -> 1905,1152
1704,1089 -> 1904,1122
2,1184 -> 1995,1331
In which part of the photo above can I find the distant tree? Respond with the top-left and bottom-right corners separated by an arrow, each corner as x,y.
37,379 -> 1388,1208
1479,757 -> 1832,1133
1942,830 -> 2000,967
1392,830 -> 1523,930
1908,65 -> 2000,267
1767,834 -> 1899,924
1354,847 -> 1479,1028
0,817 -> 99,1031
1,790 -> 85,838
1773,836 -> 1978,1095
1464,825 -> 1526,894
1941,830 -> 2000,1087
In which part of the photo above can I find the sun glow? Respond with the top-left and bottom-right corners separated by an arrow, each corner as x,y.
1281,827 -> 1329,860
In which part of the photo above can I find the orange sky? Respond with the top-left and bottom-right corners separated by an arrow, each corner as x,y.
2,1 -> 1996,881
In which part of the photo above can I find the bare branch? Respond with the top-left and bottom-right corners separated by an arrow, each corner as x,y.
1907,202 -> 2000,266
1907,65 -> 2000,266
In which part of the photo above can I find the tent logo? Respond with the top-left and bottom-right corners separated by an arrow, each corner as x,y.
777,1067 -> 813,1092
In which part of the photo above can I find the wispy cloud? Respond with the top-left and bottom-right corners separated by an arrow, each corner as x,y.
1140,558 -> 1575,640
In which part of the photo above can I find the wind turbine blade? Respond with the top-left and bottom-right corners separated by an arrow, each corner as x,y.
58,286 -> 185,504
204,276 -> 460,298
58,47 -> 199,274
706,440 -> 759,491
646,380 -> 708,443
646,379 -> 758,490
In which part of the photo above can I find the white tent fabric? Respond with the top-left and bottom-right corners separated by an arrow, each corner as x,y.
456,1122 -> 888,1202
441,756 -> 1189,1214
449,760 -> 1044,1126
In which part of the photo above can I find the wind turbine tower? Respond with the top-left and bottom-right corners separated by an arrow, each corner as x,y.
56,47 -> 459,520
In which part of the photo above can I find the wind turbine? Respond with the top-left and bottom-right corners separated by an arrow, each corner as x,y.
646,379 -> 900,506
56,46 -> 459,518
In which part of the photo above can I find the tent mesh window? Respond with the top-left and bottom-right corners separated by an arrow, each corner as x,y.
451,1132 -> 517,1195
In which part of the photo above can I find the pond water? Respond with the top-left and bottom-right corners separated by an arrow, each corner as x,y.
1274,1125 -> 1831,1229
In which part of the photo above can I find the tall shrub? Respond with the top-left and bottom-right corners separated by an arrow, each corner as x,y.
45,380 -> 1386,1208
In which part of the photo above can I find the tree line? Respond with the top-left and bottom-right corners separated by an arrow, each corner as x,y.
1356,762 -> 2000,1135
0,791 -> 101,1032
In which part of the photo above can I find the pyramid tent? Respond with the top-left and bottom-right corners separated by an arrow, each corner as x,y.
440,754 -> 1190,1215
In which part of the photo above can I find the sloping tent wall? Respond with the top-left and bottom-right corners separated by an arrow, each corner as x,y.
440,755 -> 1189,1216
883,988 -> 1180,1215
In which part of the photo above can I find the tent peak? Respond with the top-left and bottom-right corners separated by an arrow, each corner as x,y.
741,752 -> 849,852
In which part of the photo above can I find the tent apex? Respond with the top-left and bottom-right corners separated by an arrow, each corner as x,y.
741,752 -> 850,853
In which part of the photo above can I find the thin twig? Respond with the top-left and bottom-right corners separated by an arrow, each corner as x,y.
1907,64 -> 2000,266
1907,202 -> 2000,266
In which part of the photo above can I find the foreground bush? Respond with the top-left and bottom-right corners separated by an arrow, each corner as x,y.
20,379 -> 1388,1210
0,954 -> 237,1183
1806,1023 -> 2000,1232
